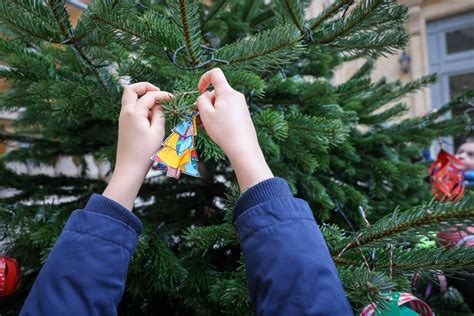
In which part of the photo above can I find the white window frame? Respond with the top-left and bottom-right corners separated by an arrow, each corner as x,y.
427,10 -> 474,152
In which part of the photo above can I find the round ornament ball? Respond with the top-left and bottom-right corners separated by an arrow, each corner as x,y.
361,292 -> 432,316
0,256 -> 21,298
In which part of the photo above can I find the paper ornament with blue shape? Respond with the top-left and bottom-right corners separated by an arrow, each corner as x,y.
150,112 -> 200,179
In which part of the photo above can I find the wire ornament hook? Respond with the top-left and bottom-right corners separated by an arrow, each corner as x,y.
302,26 -> 314,43
165,45 -> 229,70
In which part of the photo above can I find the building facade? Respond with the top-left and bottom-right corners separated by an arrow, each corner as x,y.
308,1 -> 474,149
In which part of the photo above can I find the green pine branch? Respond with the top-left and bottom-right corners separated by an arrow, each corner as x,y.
275,0 -> 305,33
287,113 -> 348,146
8,0 -> 59,31
47,0 -> 73,40
316,0 -> 406,43
0,40 -> 58,85
311,0 -> 409,57
381,89 -> 473,142
358,74 -> 437,116
278,113 -> 348,173
253,109 -> 289,142
336,78 -> 372,100
88,0 -> 181,50
254,110 -> 290,162
128,230 -> 188,295
353,246 -> 474,272
338,266 -> 396,310
0,0 -> 62,42
196,131 -> 225,161
44,0 -> 113,97
301,79 -> 337,106
350,58 -> 376,80
241,0 -> 256,22
331,201 -> 474,256
385,114 -> 469,145
204,0 -> 227,22
168,0 -> 204,65
215,25 -> 304,72
309,0 -> 353,31
425,89 -> 474,121
360,102 -> 408,125
182,223 -> 239,255
222,69 -> 266,97
249,8 -> 275,28
209,258 -> 252,316
328,29 -> 409,58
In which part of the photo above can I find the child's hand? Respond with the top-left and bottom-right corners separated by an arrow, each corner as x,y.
103,82 -> 171,210
197,68 -> 273,190
116,82 -> 171,177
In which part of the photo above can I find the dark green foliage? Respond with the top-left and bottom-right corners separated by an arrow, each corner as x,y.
215,24 -> 304,72
1,0 -> 473,314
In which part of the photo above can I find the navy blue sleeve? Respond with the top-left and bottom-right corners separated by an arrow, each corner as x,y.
234,177 -> 353,315
20,194 -> 143,316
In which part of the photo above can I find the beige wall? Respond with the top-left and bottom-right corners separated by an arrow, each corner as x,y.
308,0 -> 474,118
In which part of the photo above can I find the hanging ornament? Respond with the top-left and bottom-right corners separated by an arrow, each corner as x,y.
429,149 -> 465,202
361,292 -> 432,316
150,111 -> 200,179
0,256 -> 21,298
465,170 -> 474,186
437,226 -> 474,248
411,270 -> 447,300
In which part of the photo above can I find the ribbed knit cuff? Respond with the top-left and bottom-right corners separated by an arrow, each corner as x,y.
233,177 -> 293,222
83,194 -> 143,235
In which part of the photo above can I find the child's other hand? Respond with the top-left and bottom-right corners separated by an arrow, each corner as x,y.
103,82 -> 171,210
197,68 -> 273,191
116,82 -> 171,178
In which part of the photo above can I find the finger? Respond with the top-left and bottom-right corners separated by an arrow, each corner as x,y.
136,91 -> 173,110
206,90 -> 219,110
150,104 -> 165,131
208,90 -> 216,102
121,82 -> 160,106
197,91 -> 216,118
197,68 -> 231,93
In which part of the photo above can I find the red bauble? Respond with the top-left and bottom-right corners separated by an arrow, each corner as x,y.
429,150 -> 466,202
0,256 -> 21,297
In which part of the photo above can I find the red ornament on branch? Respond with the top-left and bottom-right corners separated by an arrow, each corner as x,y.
0,256 -> 21,298
429,149 -> 466,202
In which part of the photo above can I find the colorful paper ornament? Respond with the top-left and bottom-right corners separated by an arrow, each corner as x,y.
429,149 -> 466,202
151,112 -> 200,179
361,292 -> 432,316
0,256 -> 21,298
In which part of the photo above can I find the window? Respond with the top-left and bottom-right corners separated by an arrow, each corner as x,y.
446,26 -> 474,55
427,11 -> 474,151
450,73 -> 474,147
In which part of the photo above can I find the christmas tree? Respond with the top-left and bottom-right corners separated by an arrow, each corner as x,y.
1,0 -> 474,314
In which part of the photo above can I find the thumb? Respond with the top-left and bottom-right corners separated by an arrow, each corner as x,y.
197,91 -> 215,118
150,104 -> 165,132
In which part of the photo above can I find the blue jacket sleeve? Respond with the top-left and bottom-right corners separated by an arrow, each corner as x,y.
20,194 -> 143,316
234,177 -> 353,315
